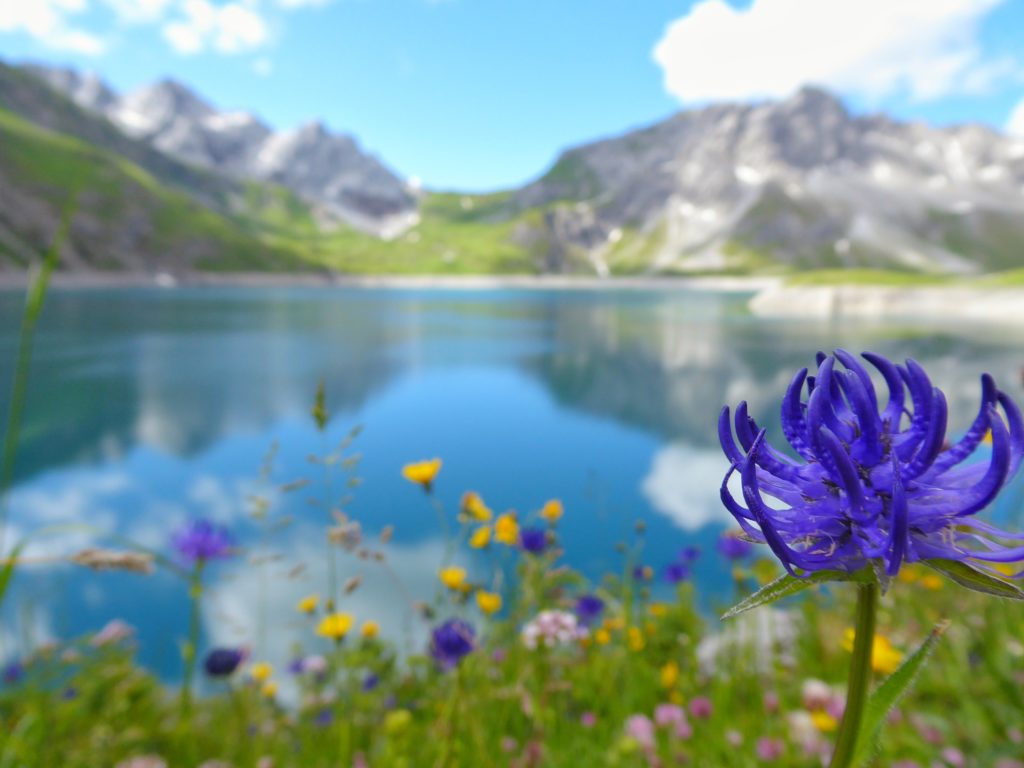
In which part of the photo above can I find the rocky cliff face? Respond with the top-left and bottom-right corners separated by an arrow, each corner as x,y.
8,62 -> 1024,276
515,88 -> 1024,274
29,66 -> 417,237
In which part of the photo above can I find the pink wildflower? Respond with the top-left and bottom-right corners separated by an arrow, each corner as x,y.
624,714 -> 656,750
688,697 -> 713,720
755,738 -> 784,760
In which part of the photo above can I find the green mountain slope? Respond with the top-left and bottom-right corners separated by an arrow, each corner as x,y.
0,104 -> 552,274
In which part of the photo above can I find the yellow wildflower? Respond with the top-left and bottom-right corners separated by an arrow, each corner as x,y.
648,602 -> 668,618
627,626 -> 645,652
994,562 -> 1017,577
476,590 -> 502,615
317,612 -> 355,640
469,526 -> 492,549
384,709 -> 412,735
842,629 -> 904,675
461,492 -> 493,522
811,711 -> 838,732
660,661 -> 680,689
438,566 -> 469,591
249,662 -> 273,682
540,499 -> 563,523
401,458 -> 442,489
594,629 -> 611,645
297,594 -> 319,614
920,574 -> 943,591
360,620 -> 380,639
872,635 -> 903,675
603,616 -> 625,631
494,512 -> 520,545
901,567 -> 920,583
261,681 -> 278,698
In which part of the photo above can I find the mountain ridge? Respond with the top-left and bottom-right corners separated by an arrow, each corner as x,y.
3,60 -> 1024,278
26,63 -> 417,238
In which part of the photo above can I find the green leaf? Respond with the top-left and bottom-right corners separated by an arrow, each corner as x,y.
0,539 -> 28,609
721,568 -> 874,620
853,621 -> 948,767
924,559 -> 1024,600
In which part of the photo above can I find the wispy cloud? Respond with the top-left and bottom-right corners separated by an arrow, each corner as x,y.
1,0 -> 331,59
653,0 -> 1016,104
0,0 -> 106,55
162,0 -> 269,55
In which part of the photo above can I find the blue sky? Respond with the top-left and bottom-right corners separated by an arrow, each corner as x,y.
2,0 -> 1024,191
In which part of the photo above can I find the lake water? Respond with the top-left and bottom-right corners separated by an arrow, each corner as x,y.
2,286 -> 1023,679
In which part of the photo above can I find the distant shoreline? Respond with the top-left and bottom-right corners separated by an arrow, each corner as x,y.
0,271 -> 780,293
1,272 -> 1022,323
749,283 -> 1024,322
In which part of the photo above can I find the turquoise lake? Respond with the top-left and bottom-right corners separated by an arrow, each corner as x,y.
2,286 -> 1023,679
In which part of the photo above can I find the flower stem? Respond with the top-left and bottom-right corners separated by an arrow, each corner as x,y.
829,581 -> 878,768
179,561 -> 204,720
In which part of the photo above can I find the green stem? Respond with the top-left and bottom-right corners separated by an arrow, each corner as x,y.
179,561 -> 205,720
0,201 -> 75,558
829,582 -> 878,768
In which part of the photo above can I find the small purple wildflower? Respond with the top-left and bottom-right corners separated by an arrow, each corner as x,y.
61,687 -> 78,700
574,594 -> 605,626
362,673 -> 380,692
519,527 -> 547,555
314,709 -> 334,727
430,619 -> 475,668
717,533 -> 753,560
632,565 -> 653,582
663,561 -> 690,584
203,648 -> 246,677
172,520 -> 234,565
719,350 -> 1024,578
2,661 -> 23,685
678,546 -> 701,563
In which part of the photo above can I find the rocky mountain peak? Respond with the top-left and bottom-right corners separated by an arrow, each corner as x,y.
23,63 -> 415,236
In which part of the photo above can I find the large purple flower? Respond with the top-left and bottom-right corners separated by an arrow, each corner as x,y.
719,350 -> 1024,579
430,619 -> 475,669
172,520 -> 234,565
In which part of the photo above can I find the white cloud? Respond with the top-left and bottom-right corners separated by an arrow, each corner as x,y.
273,0 -> 331,7
205,536 -> 464,704
1008,97 -> 1024,136
0,0 -> 105,55
101,0 -> 175,23
162,0 -> 268,55
653,0 -> 1012,104
641,442 -> 732,531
